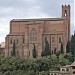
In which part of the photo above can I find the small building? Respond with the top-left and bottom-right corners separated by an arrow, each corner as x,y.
50,62 -> 75,75
0,42 -> 5,56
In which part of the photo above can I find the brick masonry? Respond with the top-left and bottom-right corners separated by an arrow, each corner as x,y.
5,5 -> 70,58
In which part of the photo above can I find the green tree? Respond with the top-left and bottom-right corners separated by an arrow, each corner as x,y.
44,37 -> 51,57
70,34 -> 75,61
56,51 -> 60,63
12,40 -> 16,56
54,48 -> 56,54
0,53 -> 72,75
66,41 -> 71,53
41,51 -> 46,57
60,43 -> 64,54
64,53 -> 74,62
70,35 -> 74,55
33,44 -> 37,58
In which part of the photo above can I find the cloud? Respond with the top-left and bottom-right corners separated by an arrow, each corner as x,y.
0,0 -> 74,43
74,0 -> 75,30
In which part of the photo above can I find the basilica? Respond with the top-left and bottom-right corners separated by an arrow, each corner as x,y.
5,5 -> 70,58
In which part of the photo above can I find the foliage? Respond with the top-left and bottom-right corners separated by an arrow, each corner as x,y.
39,71 -> 49,75
60,43 -> 64,54
70,34 -> 75,61
66,41 -> 71,53
0,52 -> 73,75
64,52 -> 74,62
66,34 -> 75,61
42,37 -> 51,57
12,40 -> 16,56
56,51 -> 60,63
33,44 -> 37,58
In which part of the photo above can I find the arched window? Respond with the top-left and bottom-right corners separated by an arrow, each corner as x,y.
29,51 -> 30,56
17,39 -> 18,44
64,10 -> 67,17
59,37 -> 61,43
30,28 -> 37,41
10,38 -> 12,44
23,38 -> 24,44
73,71 -> 75,74
66,68 -> 69,71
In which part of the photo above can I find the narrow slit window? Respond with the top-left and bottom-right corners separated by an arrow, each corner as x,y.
59,37 -> 61,43
10,39 -> 12,44
52,37 -> 54,43
23,38 -> 24,44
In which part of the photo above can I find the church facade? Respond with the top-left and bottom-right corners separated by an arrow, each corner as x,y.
5,5 -> 70,58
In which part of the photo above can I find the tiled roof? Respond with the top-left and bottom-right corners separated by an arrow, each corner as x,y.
7,33 -> 24,36
61,65 -> 70,68
70,61 -> 75,66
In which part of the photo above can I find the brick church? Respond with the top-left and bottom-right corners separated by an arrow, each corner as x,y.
5,5 -> 70,58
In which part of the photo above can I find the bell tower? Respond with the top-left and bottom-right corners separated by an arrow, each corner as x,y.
62,5 -> 70,40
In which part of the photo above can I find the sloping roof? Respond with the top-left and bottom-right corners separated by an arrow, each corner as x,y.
11,18 -> 66,22
61,65 -> 70,68
7,33 -> 24,36
0,42 -> 5,48
70,61 -> 75,66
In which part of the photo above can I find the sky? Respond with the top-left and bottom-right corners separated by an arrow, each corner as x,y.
0,0 -> 74,43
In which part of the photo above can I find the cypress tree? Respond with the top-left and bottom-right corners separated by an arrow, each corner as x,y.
54,48 -> 56,54
66,41 -> 71,53
33,44 -> 37,58
60,43 -> 64,54
12,40 -> 16,56
74,33 -> 75,60
70,34 -> 75,61
41,51 -> 46,57
44,37 -> 51,57
70,35 -> 74,55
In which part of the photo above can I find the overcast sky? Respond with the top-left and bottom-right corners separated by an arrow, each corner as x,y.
0,0 -> 74,43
